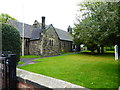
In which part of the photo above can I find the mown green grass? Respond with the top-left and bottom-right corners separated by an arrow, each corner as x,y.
20,55 -> 41,58
18,53 -> 119,88
18,61 -> 24,65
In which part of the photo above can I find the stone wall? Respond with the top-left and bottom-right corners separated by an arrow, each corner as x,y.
28,25 -> 60,56
17,68 -> 87,89
29,40 -> 41,55
60,40 -> 72,53
41,25 -> 60,56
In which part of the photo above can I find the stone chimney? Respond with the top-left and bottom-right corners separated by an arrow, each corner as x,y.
67,26 -> 72,34
42,16 -> 45,29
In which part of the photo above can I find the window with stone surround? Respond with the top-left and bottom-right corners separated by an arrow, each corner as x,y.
49,38 -> 54,46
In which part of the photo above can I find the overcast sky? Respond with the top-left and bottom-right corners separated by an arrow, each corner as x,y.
0,0 -> 83,31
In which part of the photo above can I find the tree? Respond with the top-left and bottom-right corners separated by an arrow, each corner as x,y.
74,2 -> 120,54
1,23 -> 21,63
0,13 -> 17,23
74,15 -> 99,53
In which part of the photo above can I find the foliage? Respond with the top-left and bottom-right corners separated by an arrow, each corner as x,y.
74,2 -> 120,53
18,53 -> 118,88
0,13 -> 17,23
21,55 -> 41,58
1,23 -> 21,62
104,46 -> 114,51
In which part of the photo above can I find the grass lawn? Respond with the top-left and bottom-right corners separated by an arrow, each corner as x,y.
18,53 -> 119,88
18,61 -> 24,65
20,55 -> 41,58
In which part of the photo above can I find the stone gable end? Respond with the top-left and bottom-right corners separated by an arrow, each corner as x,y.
42,25 -> 60,56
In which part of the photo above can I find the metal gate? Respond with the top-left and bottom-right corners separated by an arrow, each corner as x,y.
0,54 -> 17,90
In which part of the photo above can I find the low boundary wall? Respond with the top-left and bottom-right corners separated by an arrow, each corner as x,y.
17,68 -> 89,89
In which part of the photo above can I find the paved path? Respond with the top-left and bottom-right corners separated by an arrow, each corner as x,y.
17,58 -> 40,66
17,52 -> 79,67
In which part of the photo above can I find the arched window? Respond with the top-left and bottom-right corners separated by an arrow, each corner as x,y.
51,40 -> 53,46
49,40 -> 51,46
49,38 -> 54,46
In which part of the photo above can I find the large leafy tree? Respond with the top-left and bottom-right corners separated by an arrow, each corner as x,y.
74,2 -> 120,54
0,13 -> 17,23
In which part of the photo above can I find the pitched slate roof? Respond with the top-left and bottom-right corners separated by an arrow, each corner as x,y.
7,20 -> 33,38
55,28 -> 73,41
30,28 -> 42,40
7,20 -> 73,41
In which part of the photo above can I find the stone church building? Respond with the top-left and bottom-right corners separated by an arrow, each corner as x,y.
7,17 -> 73,56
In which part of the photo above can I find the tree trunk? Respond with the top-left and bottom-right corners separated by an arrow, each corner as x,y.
97,47 -> 100,54
101,45 -> 104,54
76,45 -> 81,52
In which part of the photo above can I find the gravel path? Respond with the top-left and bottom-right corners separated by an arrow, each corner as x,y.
17,52 -> 79,67
17,58 -> 39,66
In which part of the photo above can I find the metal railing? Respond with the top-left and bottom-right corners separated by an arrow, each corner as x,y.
0,53 -> 17,90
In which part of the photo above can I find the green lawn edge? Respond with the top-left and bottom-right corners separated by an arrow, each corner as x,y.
18,53 -> 119,88
21,55 -> 41,58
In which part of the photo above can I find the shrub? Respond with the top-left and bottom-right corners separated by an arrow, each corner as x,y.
1,23 -> 21,62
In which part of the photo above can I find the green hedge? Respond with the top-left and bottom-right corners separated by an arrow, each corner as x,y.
1,23 -> 21,62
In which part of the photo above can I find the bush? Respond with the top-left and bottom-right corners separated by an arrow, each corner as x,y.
1,23 -> 21,62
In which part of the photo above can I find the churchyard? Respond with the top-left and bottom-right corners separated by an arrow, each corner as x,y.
18,51 -> 119,88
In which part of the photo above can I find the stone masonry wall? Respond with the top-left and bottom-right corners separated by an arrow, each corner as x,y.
29,40 -> 41,55
42,25 -> 60,56
60,40 -> 72,53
